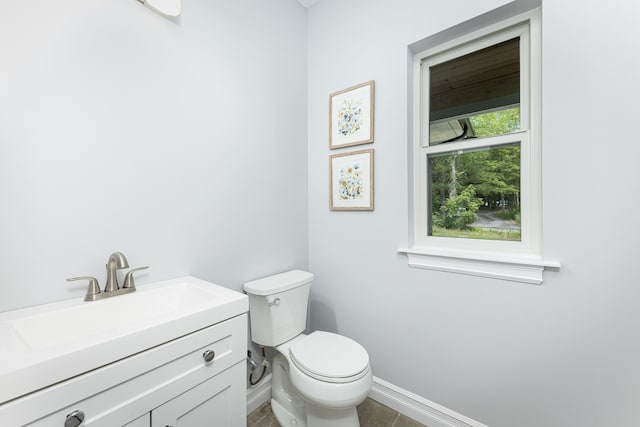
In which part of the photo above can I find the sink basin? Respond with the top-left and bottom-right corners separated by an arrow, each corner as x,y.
9,282 -> 221,351
0,277 -> 248,404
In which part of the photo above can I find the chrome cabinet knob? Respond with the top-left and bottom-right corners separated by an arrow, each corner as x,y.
203,349 -> 215,363
65,410 -> 85,427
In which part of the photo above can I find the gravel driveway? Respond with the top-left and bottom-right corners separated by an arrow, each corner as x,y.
471,210 -> 519,231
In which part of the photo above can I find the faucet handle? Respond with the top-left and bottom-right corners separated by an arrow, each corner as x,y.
67,276 -> 101,301
122,266 -> 149,290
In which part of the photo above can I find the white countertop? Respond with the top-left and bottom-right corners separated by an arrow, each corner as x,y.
0,276 -> 248,404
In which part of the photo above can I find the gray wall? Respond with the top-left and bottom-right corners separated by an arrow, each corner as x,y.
3,0 -> 640,425
307,1 -> 640,426
0,0 -> 308,312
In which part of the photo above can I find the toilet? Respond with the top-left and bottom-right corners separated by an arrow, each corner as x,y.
243,270 -> 372,427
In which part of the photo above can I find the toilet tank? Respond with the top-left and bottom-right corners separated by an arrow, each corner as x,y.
243,270 -> 313,347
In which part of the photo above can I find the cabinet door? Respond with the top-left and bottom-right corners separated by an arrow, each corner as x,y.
152,362 -> 245,427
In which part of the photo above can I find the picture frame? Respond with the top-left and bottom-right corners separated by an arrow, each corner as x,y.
329,80 -> 374,149
329,149 -> 374,211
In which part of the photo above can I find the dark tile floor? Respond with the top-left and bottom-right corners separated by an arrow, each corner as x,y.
248,398 -> 428,427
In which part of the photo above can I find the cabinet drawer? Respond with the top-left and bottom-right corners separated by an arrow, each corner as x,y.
1,314 -> 247,427
152,361 -> 246,427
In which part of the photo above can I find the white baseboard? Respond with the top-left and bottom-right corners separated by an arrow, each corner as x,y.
246,374 -> 487,427
246,373 -> 272,414
369,376 -> 488,427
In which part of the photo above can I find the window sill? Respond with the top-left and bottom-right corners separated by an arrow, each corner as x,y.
397,247 -> 560,285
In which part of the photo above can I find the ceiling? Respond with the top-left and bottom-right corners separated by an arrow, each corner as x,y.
297,0 -> 321,8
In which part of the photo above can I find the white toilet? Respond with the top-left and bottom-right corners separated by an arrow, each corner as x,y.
243,270 -> 372,427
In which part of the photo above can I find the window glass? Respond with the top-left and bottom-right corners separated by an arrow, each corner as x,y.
428,144 -> 521,241
429,37 -> 521,145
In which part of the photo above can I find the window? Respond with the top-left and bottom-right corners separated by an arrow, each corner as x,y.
402,9 -> 559,284
425,33 -> 524,244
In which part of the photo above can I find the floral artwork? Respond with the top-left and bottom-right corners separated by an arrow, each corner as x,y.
338,163 -> 364,200
330,81 -> 374,149
337,100 -> 363,137
330,149 -> 374,211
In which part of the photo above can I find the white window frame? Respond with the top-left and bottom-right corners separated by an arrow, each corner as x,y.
399,8 -> 560,284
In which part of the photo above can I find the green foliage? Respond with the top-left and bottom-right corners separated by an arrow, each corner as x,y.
430,107 -> 520,221
432,226 -> 521,241
470,107 -> 520,137
495,209 -> 520,221
465,145 -> 520,204
440,185 -> 482,229
431,147 -> 520,213
431,213 -> 445,228
430,106 -> 522,234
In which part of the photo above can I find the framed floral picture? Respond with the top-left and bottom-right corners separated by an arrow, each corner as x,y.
329,149 -> 374,211
329,80 -> 374,149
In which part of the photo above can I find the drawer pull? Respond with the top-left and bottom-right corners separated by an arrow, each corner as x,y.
65,410 -> 85,427
203,349 -> 215,363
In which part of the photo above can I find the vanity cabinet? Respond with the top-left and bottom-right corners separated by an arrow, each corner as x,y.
0,314 -> 247,427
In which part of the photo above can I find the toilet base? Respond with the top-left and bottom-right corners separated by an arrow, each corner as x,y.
307,403 -> 360,427
272,398 -> 361,427
271,351 -> 364,427
272,353 -> 306,427
272,399 -> 306,427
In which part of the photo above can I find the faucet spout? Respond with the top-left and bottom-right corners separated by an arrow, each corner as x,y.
105,252 -> 129,293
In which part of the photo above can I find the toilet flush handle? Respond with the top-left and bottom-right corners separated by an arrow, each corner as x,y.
268,297 -> 281,306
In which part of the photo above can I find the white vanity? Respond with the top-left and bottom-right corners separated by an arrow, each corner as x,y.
0,277 -> 248,426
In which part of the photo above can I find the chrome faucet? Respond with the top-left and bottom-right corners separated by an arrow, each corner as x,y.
67,252 -> 149,301
105,251 -> 129,292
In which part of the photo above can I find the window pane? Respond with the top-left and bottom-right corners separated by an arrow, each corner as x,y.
428,144 -> 521,241
469,106 -> 520,137
429,37 -> 520,145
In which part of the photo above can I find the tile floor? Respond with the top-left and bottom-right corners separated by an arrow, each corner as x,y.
247,398 -> 428,427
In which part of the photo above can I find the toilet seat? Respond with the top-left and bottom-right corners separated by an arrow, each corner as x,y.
289,331 -> 369,384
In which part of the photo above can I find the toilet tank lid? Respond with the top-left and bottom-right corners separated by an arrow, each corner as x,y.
243,270 -> 313,296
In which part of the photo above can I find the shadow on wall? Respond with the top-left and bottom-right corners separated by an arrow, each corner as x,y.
308,296 -> 338,334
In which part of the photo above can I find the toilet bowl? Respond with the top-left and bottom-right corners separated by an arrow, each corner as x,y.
243,270 -> 372,427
